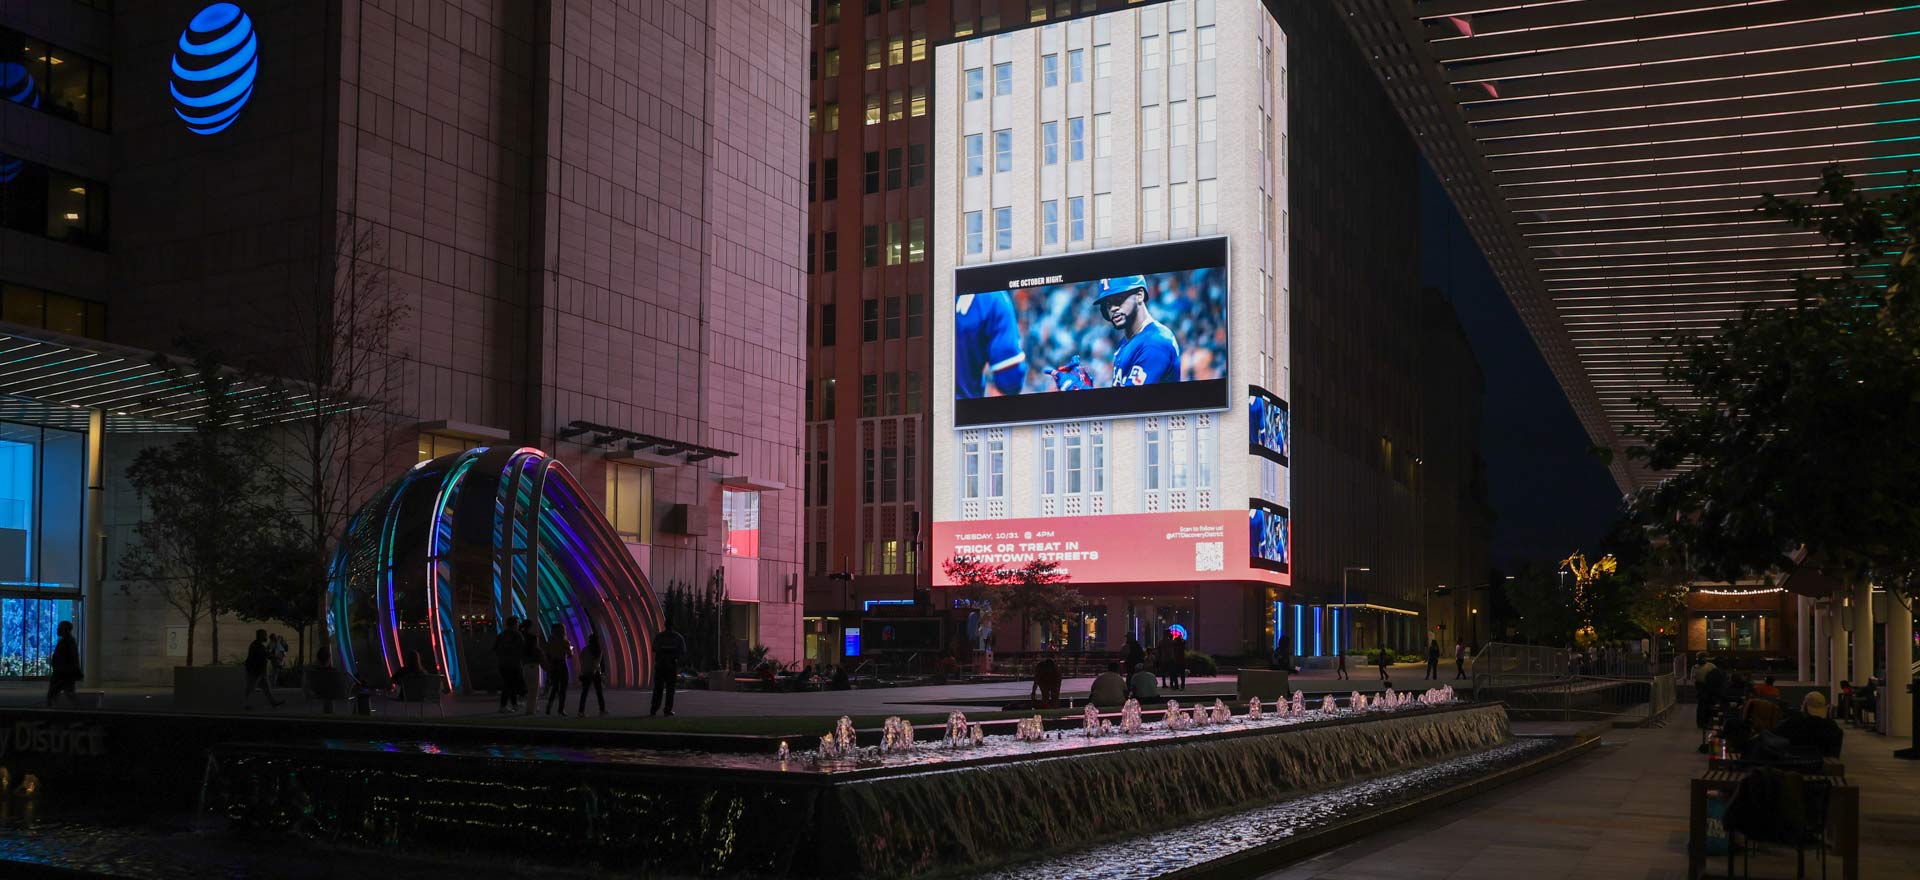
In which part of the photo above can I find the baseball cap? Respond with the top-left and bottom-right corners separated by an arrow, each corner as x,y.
1803,691 -> 1828,717
1095,275 -> 1149,304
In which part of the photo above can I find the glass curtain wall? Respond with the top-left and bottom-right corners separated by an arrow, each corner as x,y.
0,421 -> 85,677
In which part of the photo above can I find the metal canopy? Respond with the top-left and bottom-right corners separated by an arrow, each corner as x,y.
1338,0 -> 1917,491
0,326 -> 324,433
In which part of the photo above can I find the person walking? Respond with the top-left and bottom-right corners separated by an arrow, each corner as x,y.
1168,632 -> 1188,690
46,620 -> 81,707
650,619 -> 688,717
493,617 -> 525,713
1425,639 -> 1441,681
1335,650 -> 1348,681
244,629 -> 283,709
576,631 -> 608,716
543,623 -> 573,716
1454,640 -> 1469,680
1124,634 -> 1146,676
519,618 -> 543,715
267,633 -> 289,686
1375,645 -> 1391,681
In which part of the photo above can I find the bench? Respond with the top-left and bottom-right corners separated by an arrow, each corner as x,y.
1688,768 -> 1858,880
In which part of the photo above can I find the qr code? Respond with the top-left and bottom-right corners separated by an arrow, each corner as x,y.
1194,542 -> 1224,572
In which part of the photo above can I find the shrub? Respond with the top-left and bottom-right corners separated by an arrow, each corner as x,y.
1186,651 -> 1218,676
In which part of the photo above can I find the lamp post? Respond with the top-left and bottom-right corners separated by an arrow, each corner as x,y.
1343,566 -> 1370,653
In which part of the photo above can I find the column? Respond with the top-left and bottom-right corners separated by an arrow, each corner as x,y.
1853,580 -> 1875,691
1105,595 -> 1127,651
1830,599 -> 1849,704
1888,594 -> 1913,737
1795,594 -> 1810,683
1812,601 -> 1828,685
83,407 -> 106,683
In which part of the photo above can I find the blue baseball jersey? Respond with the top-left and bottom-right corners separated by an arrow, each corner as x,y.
1112,320 -> 1180,387
954,292 -> 1025,398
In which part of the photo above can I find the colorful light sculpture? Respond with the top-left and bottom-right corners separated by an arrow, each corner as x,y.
326,447 -> 662,691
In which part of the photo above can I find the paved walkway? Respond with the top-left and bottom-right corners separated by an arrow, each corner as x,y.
1259,719 -> 1920,880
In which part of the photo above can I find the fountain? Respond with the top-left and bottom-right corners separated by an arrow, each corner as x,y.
1119,699 -> 1144,734
1291,691 -> 1306,715
1082,704 -> 1101,736
1247,696 -> 1263,720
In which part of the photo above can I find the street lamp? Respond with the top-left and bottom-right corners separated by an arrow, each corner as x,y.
1343,566 -> 1370,654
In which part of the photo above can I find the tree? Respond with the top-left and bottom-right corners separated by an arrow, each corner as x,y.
939,556 -> 1082,650
1502,562 -> 1578,646
1629,166 -> 1920,612
254,216 -> 411,666
118,343 -> 282,666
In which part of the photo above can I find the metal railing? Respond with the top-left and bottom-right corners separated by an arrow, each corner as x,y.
1470,642 -> 1676,725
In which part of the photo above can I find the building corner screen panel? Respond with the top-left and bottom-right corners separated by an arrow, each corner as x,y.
1248,385 -> 1288,465
171,3 -> 258,136
954,237 -> 1229,427
1248,499 -> 1289,573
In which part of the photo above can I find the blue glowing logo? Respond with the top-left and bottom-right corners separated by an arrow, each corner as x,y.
1167,623 -> 1190,640
170,3 -> 258,135
1,62 -> 39,183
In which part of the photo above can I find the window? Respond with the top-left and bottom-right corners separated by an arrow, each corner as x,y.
823,102 -> 839,130
821,303 -> 836,346
884,296 -> 902,340
993,128 -> 1012,172
959,429 -> 1008,511
993,62 -> 1013,96
0,163 -> 108,250
1142,186 -> 1162,235
1170,30 -> 1189,66
1042,53 -> 1059,87
863,298 -> 880,341
1171,182 -> 1190,229
908,144 -> 926,185
1067,48 -> 1084,83
886,221 -> 903,265
910,32 -> 927,61
1197,179 -> 1217,227
864,95 -> 881,125
906,370 -> 923,412
883,372 -> 901,413
1141,35 -> 1161,70
1093,44 -> 1111,79
1,31 -> 111,131
1068,116 -> 1085,161
953,16 -> 974,37
823,158 -> 838,199
965,134 -> 984,177
605,464 -> 655,542
1198,25 -> 1217,63
1068,196 -> 1085,241
1093,113 -> 1112,158
885,148 -> 902,189
823,231 -> 838,271
1171,100 -> 1190,146
1197,96 -> 1216,143
1042,200 -> 1059,245
1039,422 -> 1107,515
864,151 -> 880,194
910,86 -> 926,117
0,284 -> 105,339
964,211 -> 984,254
415,432 -> 479,464
965,67 -> 984,100
1143,104 -> 1162,148
1142,414 -> 1216,509
824,0 -> 840,21
721,489 -> 760,557
866,39 -> 882,70
908,218 -> 925,262
1041,121 -> 1059,165
824,48 -> 840,77
993,207 -> 1012,251
888,89 -> 904,121
862,224 -> 882,266
822,378 -> 836,418
861,375 -> 878,416
888,36 -> 905,66
1093,192 -> 1111,239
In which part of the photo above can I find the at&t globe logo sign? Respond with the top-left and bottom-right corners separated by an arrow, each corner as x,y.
169,3 -> 258,135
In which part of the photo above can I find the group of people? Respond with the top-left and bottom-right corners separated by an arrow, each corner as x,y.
1422,640 -> 1472,681
1122,632 -> 1189,690
1695,656 -> 1844,761
490,617 -> 611,716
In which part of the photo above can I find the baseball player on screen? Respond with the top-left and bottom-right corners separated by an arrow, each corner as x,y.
1094,274 -> 1181,387
954,291 -> 1026,398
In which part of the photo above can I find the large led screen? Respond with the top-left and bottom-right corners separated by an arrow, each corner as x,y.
953,237 -> 1228,427
1249,500 -> 1290,573
1249,385 -> 1288,464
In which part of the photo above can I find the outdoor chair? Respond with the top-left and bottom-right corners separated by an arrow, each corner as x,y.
394,675 -> 445,716
1723,767 -> 1833,879
303,667 -> 351,712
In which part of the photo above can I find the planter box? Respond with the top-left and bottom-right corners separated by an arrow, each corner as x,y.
1236,669 -> 1291,701
173,665 -> 247,713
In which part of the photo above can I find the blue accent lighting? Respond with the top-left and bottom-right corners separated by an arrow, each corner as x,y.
0,62 -> 39,183
844,629 -> 862,657
1313,606 -> 1323,656
170,3 -> 258,136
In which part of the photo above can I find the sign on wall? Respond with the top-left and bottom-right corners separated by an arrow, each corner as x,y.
170,3 -> 258,135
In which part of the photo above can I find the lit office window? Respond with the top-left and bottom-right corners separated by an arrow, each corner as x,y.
824,48 -> 840,77
910,86 -> 926,116
1,30 -> 112,131
605,464 -> 654,543
866,39 -> 882,70
418,433 -> 479,463
864,95 -> 881,125
910,32 -> 927,62
1042,200 -> 1059,245
886,221 -> 903,265
907,218 -> 926,262
888,90 -> 904,121
993,129 -> 1012,172
823,102 -> 839,130
964,211 -> 984,254
0,284 -> 106,339
993,207 -> 1012,251
888,36 -> 905,66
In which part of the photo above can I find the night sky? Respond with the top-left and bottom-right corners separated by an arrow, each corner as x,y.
1417,160 -> 1623,569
